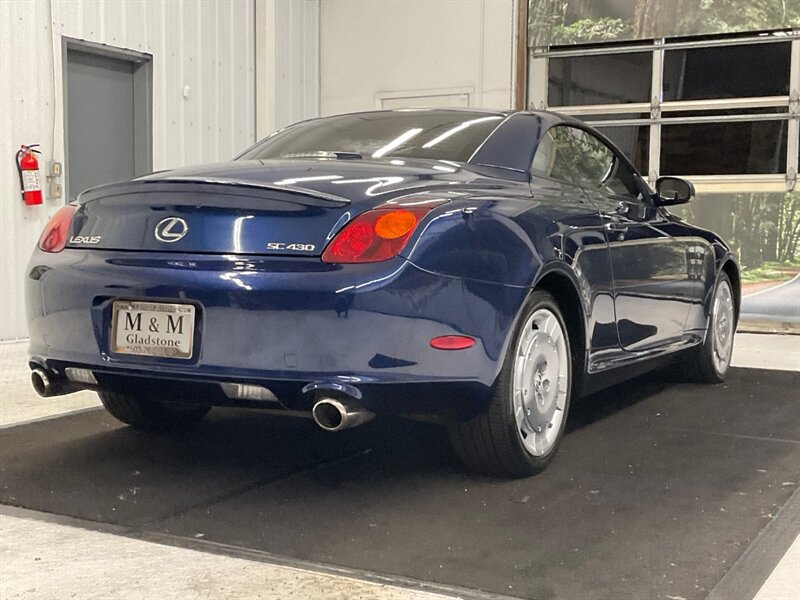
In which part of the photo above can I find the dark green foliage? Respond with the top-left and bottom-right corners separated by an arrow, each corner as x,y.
675,192 -> 800,271
528,0 -> 799,47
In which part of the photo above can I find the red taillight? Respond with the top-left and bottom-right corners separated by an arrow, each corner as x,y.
430,335 -> 476,350
322,206 -> 434,263
38,205 -> 77,253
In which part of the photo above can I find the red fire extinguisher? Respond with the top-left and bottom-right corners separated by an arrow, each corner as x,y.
16,144 -> 43,206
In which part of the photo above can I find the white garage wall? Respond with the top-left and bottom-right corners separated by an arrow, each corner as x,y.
255,0 -> 321,137
319,0 -> 514,115
0,0 -> 257,341
0,0 -> 515,341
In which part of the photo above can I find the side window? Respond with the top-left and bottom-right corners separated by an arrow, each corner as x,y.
530,130 -> 574,182
532,126 -> 642,200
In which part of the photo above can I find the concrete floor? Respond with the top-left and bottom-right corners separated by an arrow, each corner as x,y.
754,535 -> 800,600
1,333 -> 798,600
0,341 -> 99,428
0,511 -> 446,600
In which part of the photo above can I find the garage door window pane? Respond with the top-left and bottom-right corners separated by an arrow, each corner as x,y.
671,191 -> 800,330
661,120 -> 788,175
548,53 -> 651,106
663,42 -> 790,102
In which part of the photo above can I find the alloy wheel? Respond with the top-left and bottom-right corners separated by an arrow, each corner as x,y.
512,308 -> 569,457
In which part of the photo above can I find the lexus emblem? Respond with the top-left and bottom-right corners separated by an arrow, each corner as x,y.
154,217 -> 188,243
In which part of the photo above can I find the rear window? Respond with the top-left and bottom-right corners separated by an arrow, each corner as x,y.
239,110 -> 505,163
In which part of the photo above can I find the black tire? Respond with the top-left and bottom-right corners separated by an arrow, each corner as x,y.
682,272 -> 736,384
448,290 -> 572,478
98,390 -> 210,431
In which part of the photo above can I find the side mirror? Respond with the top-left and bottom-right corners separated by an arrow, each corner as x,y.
655,176 -> 694,206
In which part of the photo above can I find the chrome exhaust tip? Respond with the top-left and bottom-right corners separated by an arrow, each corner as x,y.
31,369 -> 51,397
31,368 -> 85,398
312,397 -> 374,432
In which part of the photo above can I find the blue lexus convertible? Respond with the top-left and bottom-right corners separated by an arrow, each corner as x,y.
26,109 -> 739,477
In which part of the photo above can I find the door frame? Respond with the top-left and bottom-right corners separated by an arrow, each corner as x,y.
62,37 -> 153,200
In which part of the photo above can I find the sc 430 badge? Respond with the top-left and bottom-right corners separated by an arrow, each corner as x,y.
267,242 -> 316,252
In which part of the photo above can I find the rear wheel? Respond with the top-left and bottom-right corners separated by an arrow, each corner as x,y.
448,290 -> 572,477
98,390 -> 210,431
682,272 -> 736,383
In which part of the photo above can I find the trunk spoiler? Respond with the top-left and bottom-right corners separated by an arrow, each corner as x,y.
76,177 -> 352,208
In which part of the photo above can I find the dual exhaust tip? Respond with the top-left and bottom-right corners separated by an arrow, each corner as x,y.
31,367 -> 372,432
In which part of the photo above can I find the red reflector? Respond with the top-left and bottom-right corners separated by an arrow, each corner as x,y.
430,335 -> 476,350
38,205 -> 77,253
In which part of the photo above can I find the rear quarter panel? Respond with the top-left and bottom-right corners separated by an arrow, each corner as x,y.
402,189 -> 616,379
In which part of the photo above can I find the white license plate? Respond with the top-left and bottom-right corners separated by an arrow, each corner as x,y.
112,301 -> 196,359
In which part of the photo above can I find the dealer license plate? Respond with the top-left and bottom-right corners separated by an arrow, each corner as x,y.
112,301 -> 196,359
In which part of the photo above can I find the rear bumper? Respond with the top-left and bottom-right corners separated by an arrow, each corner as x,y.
26,249 -> 527,416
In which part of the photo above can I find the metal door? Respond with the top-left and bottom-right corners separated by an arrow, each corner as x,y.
65,44 -> 151,201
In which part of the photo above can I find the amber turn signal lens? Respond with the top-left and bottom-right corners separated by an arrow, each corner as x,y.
374,210 -> 418,240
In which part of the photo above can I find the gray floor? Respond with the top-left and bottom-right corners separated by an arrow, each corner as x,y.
1,335 -> 798,600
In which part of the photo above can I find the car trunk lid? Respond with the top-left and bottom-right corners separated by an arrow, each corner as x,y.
67,179 -> 353,256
